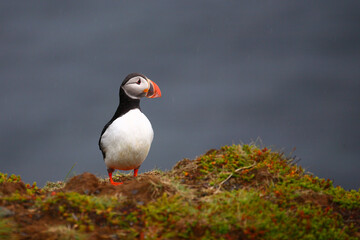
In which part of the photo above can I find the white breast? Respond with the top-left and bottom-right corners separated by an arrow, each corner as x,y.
100,109 -> 154,170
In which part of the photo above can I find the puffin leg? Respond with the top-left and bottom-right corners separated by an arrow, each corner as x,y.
134,166 -> 140,177
107,168 -> 123,186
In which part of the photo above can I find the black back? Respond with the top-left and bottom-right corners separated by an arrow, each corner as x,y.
98,73 -> 145,158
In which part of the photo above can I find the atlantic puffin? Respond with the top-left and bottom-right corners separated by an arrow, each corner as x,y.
99,73 -> 161,185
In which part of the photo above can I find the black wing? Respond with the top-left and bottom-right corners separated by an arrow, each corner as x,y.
98,105 -> 123,160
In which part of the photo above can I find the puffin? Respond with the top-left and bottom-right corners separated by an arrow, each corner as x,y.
99,73 -> 161,185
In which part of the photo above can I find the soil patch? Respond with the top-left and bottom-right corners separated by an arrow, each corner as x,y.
172,158 -> 199,184
63,172 -> 116,195
252,167 -> 275,184
296,190 -> 333,206
0,182 -> 27,195
63,172 -> 175,204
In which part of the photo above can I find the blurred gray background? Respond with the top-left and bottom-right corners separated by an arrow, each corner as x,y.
1,1 -> 359,189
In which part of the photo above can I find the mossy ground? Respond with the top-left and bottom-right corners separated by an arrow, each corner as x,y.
0,144 -> 359,239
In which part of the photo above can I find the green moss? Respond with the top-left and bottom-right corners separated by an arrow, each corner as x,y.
142,189 -> 357,240
327,187 -> 360,209
143,194 -> 196,239
0,218 -> 15,240
0,143 -> 359,239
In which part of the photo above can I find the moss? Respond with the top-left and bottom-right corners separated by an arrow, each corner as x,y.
0,143 -> 359,239
39,192 -> 138,231
0,218 -> 15,240
142,189 -> 357,239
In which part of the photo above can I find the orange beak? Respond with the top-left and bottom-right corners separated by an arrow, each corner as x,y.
145,79 -> 162,98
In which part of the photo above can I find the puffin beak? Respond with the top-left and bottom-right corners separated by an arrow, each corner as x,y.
145,79 -> 162,98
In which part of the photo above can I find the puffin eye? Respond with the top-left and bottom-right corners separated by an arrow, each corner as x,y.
136,79 -> 141,85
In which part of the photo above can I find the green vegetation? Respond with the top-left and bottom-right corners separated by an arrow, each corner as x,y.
0,144 -> 359,239
0,218 -> 14,240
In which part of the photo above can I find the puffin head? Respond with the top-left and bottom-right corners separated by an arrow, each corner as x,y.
121,73 -> 161,99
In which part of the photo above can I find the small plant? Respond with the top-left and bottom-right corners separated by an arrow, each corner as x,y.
43,181 -> 65,192
0,173 -> 21,183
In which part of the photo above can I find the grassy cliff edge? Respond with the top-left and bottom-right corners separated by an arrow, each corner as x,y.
0,144 -> 359,239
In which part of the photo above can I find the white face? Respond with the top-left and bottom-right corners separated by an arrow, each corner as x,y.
122,76 -> 149,99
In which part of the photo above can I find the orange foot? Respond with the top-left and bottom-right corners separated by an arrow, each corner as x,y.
134,168 -> 139,177
108,171 -> 123,186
